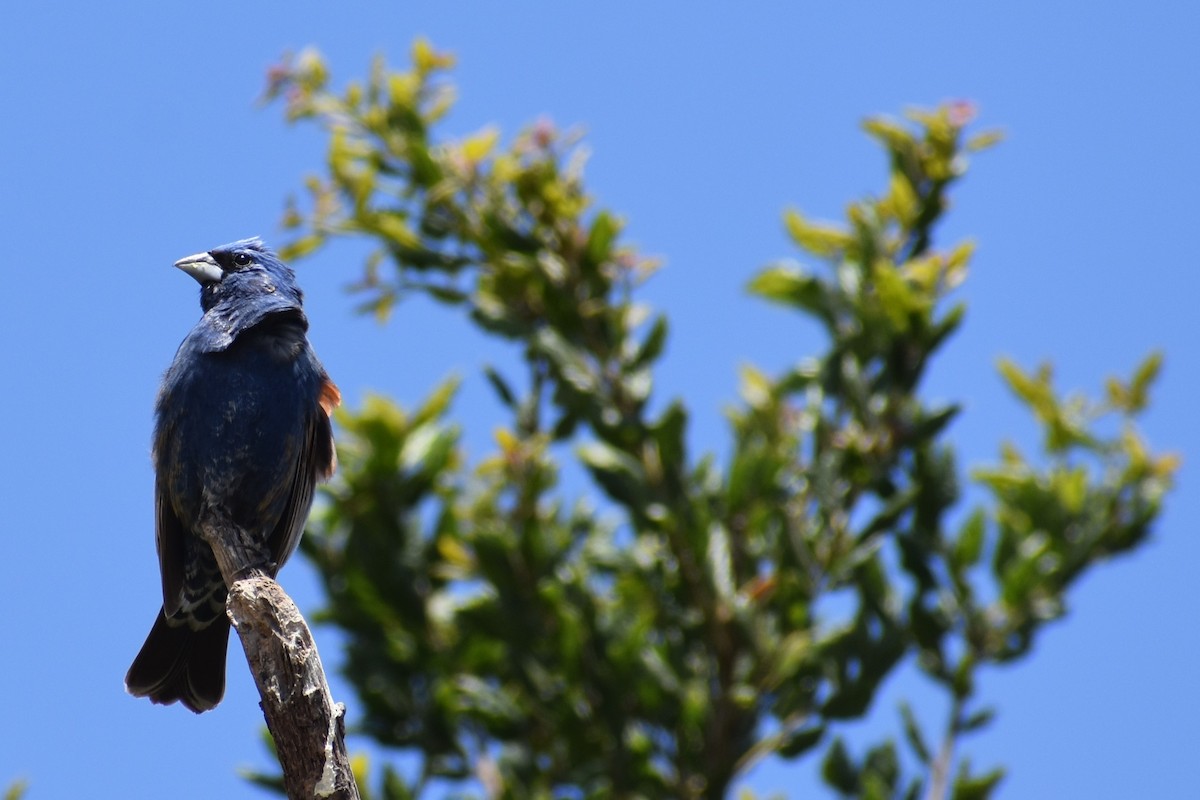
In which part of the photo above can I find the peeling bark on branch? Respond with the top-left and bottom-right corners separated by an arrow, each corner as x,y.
200,521 -> 360,800
228,577 -> 359,799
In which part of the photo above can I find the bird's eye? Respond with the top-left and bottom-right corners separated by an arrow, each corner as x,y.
232,252 -> 253,267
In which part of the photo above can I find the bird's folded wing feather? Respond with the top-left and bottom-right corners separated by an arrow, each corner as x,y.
155,463 -> 188,617
268,377 -> 340,571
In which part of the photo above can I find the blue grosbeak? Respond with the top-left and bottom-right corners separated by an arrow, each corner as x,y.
125,238 -> 339,713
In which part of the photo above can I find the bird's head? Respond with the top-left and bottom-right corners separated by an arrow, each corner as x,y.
175,237 -> 303,311
173,238 -> 307,349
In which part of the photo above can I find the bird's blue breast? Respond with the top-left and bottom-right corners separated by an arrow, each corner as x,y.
155,316 -> 323,528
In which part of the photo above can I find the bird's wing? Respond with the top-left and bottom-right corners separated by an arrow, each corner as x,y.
267,376 -> 340,572
154,452 -> 188,617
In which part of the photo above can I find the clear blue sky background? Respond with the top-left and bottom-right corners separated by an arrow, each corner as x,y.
2,4 -> 1197,798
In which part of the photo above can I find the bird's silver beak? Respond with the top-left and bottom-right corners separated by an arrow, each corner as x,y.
174,252 -> 224,285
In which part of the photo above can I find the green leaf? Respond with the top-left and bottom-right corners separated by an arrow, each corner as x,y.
653,402 -> 688,471
534,328 -> 597,394
862,741 -> 900,788
821,737 -> 859,794
951,652 -> 977,699
777,724 -> 826,758
453,675 -> 525,731
1126,350 -> 1163,412
398,422 -> 455,474
1052,466 -> 1088,513
862,115 -> 916,153
951,509 -> 986,570
424,283 -> 468,305
822,681 -> 872,719
899,701 -> 931,764
964,129 -> 1005,152
413,376 -> 460,425
872,257 -> 919,331
747,263 -> 832,320
765,631 -> 815,691
483,365 -> 517,408
737,363 -> 774,411
909,597 -> 947,651
913,404 -> 962,441
585,211 -> 620,267
887,172 -> 919,225
929,303 -> 966,353
784,208 -> 854,257
706,522 -> 735,602
631,315 -> 669,368
951,764 -> 1004,800
577,440 -> 648,510
996,358 -> 1055,419
958,706 -> 996,733
280,233 -> 325,261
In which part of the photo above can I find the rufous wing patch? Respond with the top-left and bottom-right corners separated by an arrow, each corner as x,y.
319,379 -> 342,416
317,378 -> 341,477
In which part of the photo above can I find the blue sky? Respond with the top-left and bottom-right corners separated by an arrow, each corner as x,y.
2,4 -> 1197,798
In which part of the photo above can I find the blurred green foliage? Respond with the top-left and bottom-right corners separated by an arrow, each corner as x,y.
262,40 -> 1176,800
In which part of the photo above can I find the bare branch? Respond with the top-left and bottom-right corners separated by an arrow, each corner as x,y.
200,520 -> 360,800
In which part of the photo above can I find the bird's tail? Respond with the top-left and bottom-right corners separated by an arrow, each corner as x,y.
125,608 -> 230,713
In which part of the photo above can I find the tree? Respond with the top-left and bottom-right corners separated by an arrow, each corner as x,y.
259,40 -> 1176,800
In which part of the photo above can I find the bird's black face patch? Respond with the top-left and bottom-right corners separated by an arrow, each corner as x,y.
210,249 -> 258,273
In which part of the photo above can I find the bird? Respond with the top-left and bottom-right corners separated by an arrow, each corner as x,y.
125,237 -> 339,713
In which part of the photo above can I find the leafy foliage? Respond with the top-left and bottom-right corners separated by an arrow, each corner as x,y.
263,41 -> 1176,799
